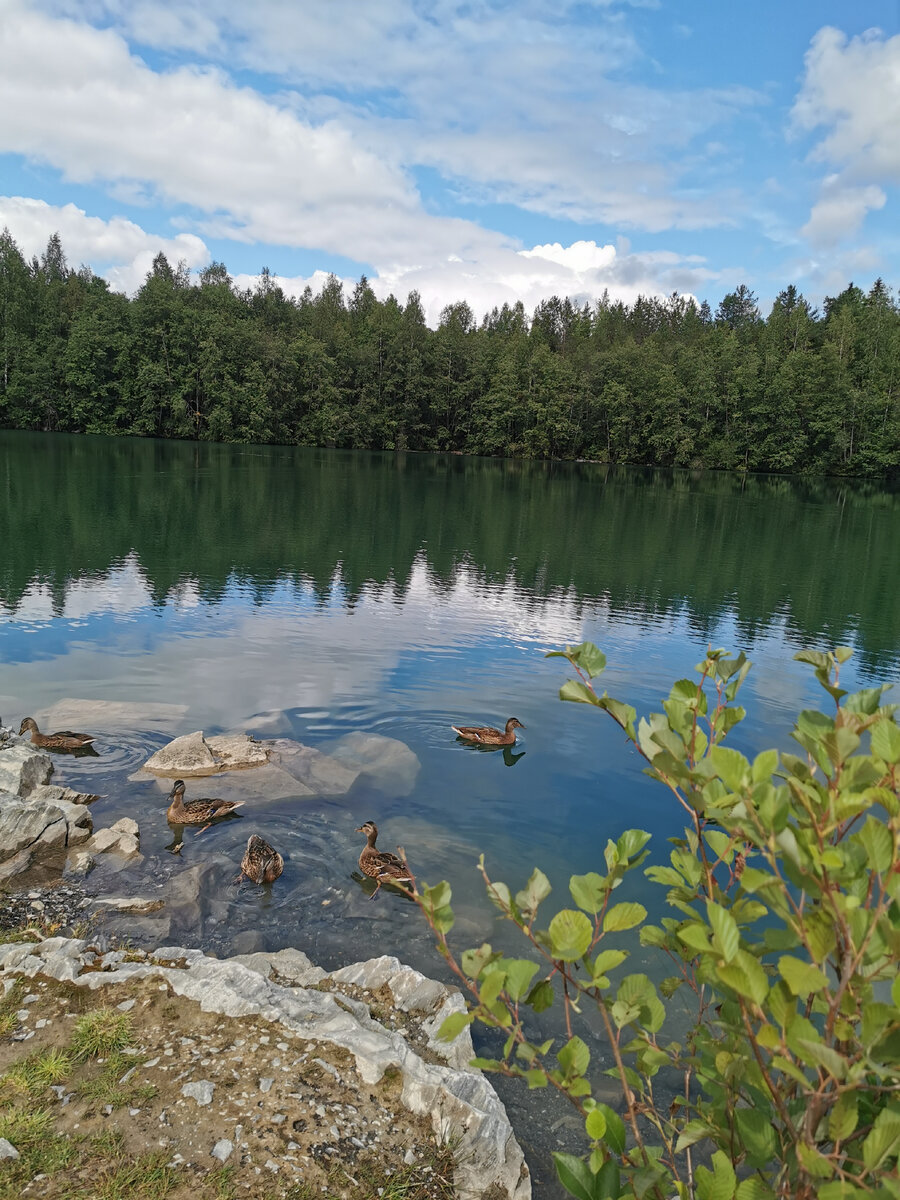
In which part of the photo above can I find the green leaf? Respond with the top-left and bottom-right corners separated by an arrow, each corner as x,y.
674,1120 -> 712,1152
552,1152 -> 603,1200
569,872 -> 608,914
751,749 -> 778,783
525,979 -> 554,1012
560,678 -> 601,706
546,641 -> 607,678
707,901 -> 740,963
437,1011 -> 473,1042
734,1108 -> 777,1167
525,1068 -> 548,1088
503,959 -> 540,1001
558,1035 -> 590,1078
862,1108 -> 900,1171
515,868 -> 552,917
828,1091 -> 858,1142
548,909 -> 593,961
592,1103 -> 626,1155
736,1180 -> 775,1200
854,817 -> 893,873
871,718 -> 900,763
778,955 -> 828,997
603,902 -> 647,933
591,949 -> 628,979
585,1108 -> 607,1140
696,1150 -> 737,1200
709,745 -> 750,792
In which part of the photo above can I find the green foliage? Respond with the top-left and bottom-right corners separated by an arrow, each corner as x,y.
415,643 -> 900,1200
2,230 -> 899,476
70,1008 -> 133,1060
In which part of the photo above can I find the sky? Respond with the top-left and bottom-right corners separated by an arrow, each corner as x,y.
1,0 -> 899,325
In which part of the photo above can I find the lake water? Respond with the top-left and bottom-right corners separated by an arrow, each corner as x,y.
1,430 -> 898,1193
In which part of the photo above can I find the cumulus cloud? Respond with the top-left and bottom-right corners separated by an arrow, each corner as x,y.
29,0 -> 760,232
0,196 -> 210,292
793,26 -> 900,244
235,238 -> 721,326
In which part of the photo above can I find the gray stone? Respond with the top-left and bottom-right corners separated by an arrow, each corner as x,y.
325,732 -> 421,796
94,897 -> 164,914
229,948 -> 326,987
36,698 -> 187,733
0,938 -> 531,1200
28,784 -> 99,807
0,847 -> 33,883
88,827 -> 140,857
0,1137 -> 19,1160
211,1139 -> 233,1162
110,817 -> 139,838
0,797 -> 66,858
181,1080 -> 215,1106
268,739 -> 360,796
0,743 -> 53,798
205,734 -> 268,771
65,850 -> 95,878
144,731 -> 218,776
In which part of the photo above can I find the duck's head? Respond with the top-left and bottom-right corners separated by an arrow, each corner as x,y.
168,780 -> 186,798
356,820 -> 378,837
505,717 -> 525,731
18,717 -> 38,735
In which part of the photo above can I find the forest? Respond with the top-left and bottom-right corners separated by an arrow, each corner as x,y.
1,229 -> 898,476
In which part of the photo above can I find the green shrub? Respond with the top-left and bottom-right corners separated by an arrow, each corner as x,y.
417,645 -> 900,1200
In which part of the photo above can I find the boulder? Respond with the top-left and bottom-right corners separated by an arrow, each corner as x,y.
142,731 -> 268,777
35,699 -> 187,733
88,819 -> 140,858
0,795 -> 67,858
325,732 -> 421,796
268,739 -> 360,796
0,742 -> 53,798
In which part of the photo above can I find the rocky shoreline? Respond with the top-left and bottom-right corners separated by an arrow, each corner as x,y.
0,937 -> 530,1199
0,718 -> 531,1198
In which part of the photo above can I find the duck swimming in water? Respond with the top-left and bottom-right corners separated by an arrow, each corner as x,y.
18,717 -> 96,752
235,834 -> 284,885
166,779 -> 244,834
451,717 -> 525,746
355,821 -> 414,899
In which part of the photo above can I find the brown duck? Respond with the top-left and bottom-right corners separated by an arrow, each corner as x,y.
166,779 -> 243,834
356,821 -> 415,899
235,834 -> 284,885
19,717 -> 96,752
451,717 -> 525,746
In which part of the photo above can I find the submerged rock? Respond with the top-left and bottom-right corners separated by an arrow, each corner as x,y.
324,731 -> 421,796
36,698 -> 188,733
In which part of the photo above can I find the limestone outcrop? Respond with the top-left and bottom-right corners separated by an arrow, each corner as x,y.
0,731 -> 96,884
0,937 -> 531,1199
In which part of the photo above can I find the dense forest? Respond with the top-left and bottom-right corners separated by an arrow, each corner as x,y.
1,229 -> 899,475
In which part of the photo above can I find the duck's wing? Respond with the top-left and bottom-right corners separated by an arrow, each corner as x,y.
452,725 -> 499,741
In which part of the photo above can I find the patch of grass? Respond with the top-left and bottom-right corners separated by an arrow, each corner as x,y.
70,1007 -> 133,1060
1,1047 -> 73,1096
206,1165 -> 238,1200
0,1104 -> 54,1146
0,978 -> 26,1037
92,1150 -> 176,1200
90,1127 -> 126,1156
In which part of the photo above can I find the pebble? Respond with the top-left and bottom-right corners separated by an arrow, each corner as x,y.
181,1081 -> 215,1106
0,1138 -> 20,1160
211,1139 -> 234,1163
258,1077 -> 274,1094
117,1000 -> 136,1012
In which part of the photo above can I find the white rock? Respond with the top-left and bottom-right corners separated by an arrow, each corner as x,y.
0,743 -> 53,798
88,828 -> 140,857
181,1080 -> 215,1106
211,1139 -> 233,1162
110,817 -> 139,838
0,1137 -> 20,1160
94,897 -> 164,915
144,731 -> 218,777
258,1077 -> 274,1093
205,734 -> 268,771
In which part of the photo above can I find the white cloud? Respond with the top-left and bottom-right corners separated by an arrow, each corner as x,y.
0,196 -> 210,292
235,239 -> 720,326
800,177 -> 886,247
28,0 -> 760,233
793,26 -> 900,245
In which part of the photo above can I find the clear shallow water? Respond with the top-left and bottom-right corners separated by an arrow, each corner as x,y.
2,431 -> 899,1193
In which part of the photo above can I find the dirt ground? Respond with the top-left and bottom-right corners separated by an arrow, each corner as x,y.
0,958 -> 457,1200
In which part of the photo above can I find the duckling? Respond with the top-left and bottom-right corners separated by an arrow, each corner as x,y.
451,717 -> 525,746
18,716 -> 96,752
235,834 -> 284,885
166,779 -> 244,834
356,821 -> 415,899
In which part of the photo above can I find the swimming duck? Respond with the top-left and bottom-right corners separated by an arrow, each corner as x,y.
236,834 -> 284,885
451,717 -> 525,746
356,821 -> 415,899
166,779 -> 244,834
18,717 -> 96,752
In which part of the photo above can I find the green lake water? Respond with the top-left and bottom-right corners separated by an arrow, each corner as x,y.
1,430 -> 898,1192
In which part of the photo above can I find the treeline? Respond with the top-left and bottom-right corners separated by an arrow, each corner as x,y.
1,229 -> 899,475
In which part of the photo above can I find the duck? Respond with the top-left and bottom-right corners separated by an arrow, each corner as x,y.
451,717 -> 525,746
235,834 -> 284,885
166,779 -> 244,834
18,716 -> 96,752
356,821 -> 415,899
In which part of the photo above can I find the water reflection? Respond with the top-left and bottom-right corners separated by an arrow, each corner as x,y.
2,431 -> 899,1198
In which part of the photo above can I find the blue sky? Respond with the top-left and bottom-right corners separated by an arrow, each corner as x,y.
1,0 -> 898,323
